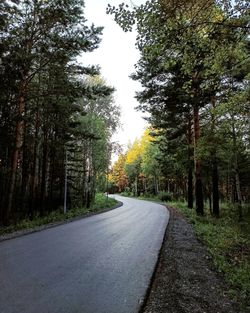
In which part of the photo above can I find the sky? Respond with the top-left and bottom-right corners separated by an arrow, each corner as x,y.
81,0 -> 147,151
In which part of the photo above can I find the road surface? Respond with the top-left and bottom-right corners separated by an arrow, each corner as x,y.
0,195 -> 169,313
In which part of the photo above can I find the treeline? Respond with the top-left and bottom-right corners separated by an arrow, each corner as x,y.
108,0 -> 250,218
110,129 -> 162,196
0,1 -> 120,225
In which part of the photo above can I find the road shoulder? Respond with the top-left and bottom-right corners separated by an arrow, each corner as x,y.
142,206 -> 246,313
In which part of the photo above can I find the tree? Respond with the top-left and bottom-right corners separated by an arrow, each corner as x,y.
110,154 -> 128,192
0,1 -> 122,225
107,0 -> 249,216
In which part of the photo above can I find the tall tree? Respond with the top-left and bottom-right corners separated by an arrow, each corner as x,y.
0,1 -> 122,225
107,0 -> 249,215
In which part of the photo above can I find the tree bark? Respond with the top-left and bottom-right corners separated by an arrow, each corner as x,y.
40,131 -> 48,216
212,158 -> 219,217
187,115 -> 193,208
193,103 -> 204,215
29,110 -> 39,219
6,78 -> 27,223
188,167 -> 193,208
235,169 -> 243,221
211,96 -> 219,217
232,116 -> 243,221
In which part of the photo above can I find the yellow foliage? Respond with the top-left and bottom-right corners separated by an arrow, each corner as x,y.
126,128 -> 154,164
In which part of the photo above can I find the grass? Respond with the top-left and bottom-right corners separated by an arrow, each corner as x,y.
0,193 -> 118,237
168,200 -> 250,310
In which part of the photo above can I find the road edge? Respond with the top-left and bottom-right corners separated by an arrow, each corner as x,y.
0,201 -> 123,243
138,204 -> 170,313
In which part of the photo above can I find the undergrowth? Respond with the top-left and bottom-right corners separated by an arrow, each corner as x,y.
0,193 -> 118,236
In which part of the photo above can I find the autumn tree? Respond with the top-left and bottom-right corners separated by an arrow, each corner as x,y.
110,154 -> 128,192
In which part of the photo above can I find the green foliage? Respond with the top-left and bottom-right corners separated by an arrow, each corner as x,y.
120,191 -> 134,197
91,193 -> 117,210
158,191 -> 173,202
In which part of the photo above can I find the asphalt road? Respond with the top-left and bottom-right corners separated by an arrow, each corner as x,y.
0,195 -> 169,313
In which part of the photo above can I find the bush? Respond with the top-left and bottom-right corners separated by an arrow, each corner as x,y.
158,191 -> 172,202
120,191 -> 133,197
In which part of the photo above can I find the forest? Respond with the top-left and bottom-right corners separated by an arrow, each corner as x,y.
108,0 -> 250,219
0,0 -> 120,225
0,0 -> 249,310
0,0 -> 249,223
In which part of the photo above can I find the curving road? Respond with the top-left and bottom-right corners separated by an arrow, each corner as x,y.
0,195 -> 169,313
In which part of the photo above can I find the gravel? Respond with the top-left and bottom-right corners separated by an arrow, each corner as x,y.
142,207 -> 247,313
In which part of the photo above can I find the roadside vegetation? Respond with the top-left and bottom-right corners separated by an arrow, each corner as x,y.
169,200 -> 250,309
0,193 -> 118,237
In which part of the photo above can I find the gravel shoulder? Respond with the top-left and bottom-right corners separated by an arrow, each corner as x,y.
142,206 -> 247,313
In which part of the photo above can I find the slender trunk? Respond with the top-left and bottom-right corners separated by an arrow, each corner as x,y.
188,167 -> 193,208
193,103 -> 204,215
7,79 -> 27,223
208,192 -> 212,215
29,110 -> 39,219
64,150 -> 68,213
235,170 -> 242,221
232,117 -> 243,221
86,173 -> 91,209
21,120 -> 28,214
40,132 -> 48,216
49,152 -> 55,210
211,96 -> 219,217
187,115 -> 193,208
212,159 -> 219,217
143,177 -> 147,194
84,141 -> 91,209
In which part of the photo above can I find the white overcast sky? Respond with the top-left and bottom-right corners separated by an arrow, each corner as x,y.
81,0 -> 147,150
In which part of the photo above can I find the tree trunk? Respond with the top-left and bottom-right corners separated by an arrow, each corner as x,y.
21,120 -> 29,214
188,167 -> 193,208
6,79 -> 27,223
40,131 -> 48,216
193,104 -> 204,215
187,115 -> 193,208
212,158 -> 219,217
208,192 -> 212,215
235,170 -> 243,221
29,110 -> 39,219
211,96 -> 219,217
232,117 -> 243,221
